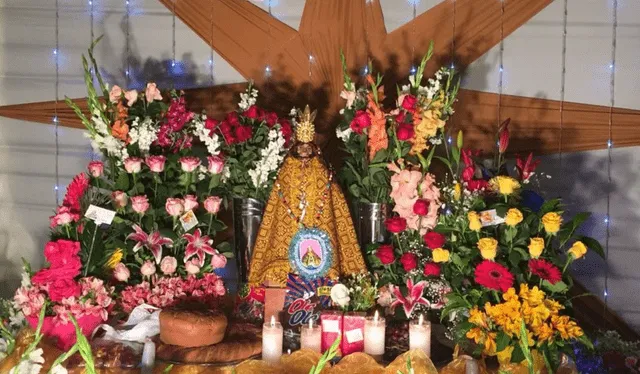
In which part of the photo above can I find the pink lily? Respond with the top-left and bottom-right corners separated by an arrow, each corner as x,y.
126,224 -> 173,264
183,228 -> 215,267
389,278 -> 430,318
515,152 -> 540,182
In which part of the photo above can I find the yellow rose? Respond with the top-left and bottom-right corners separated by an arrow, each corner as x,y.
432,248 -> 450,263
468,211 -> 482,231
477,237 -> 498,260
504,208 -> 523,226
568,241 -> 587,259
489,176 -> 520,196
541,212 -> 563,234
528,237 -> 545,258
105,248 -> 123,269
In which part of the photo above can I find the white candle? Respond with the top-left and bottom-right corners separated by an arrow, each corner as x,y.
364,311 -> 385,357
141,339 -> 155,373
262,316 -> 283,364
300,319 -> 322,353
409,314 -> 431,357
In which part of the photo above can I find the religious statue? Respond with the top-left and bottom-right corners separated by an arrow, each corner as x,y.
248,106 -> 367,287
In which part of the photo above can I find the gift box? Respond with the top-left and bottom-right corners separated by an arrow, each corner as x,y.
320,311 -> 343,355
233,284 -> 265,324
341,312 -> 365,355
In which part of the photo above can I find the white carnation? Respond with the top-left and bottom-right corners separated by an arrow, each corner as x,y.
336,127 -> 353,143
248,129 -> 285,189
194,115 -> 221,156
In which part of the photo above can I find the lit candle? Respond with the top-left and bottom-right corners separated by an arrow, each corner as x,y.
409,314 -> 431,357
364,311 -> 385,358
300,319 -> 322,353
262,315 -> 283,364
141,339 -> 155,373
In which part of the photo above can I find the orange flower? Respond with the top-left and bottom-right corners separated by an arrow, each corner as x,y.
366,97 -> 388,160
112,120 -> 129,141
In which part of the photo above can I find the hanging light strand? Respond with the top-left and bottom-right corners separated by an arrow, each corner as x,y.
125,0 -> 130,86
450,0 -> 456,69
559,0 -> 568,164
172,0 -> 177,86
603,0 -> 618,308
89,0 -> 94,43
54,0 -> 60,204
497,0 -> 505,126
264,0 -> 272,77
209,0 -> 214,90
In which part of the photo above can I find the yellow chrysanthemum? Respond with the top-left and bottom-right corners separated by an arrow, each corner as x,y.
466,327 -> 484,343
519,284 -> 546,307
533,323 -> 555,343
552,315 -> 584,340
502,287 -> 519,302
544,299 -> 564,315
469,307 -> 488,328
105,248 -> 123,269
484,332 -> 498,355
504,208 -> 523,226
489,176 -> 521,196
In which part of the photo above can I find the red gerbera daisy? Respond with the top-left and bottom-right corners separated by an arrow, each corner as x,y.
474,260 -> 514,292
528,259 -> 562,285
62,173 -> 89,212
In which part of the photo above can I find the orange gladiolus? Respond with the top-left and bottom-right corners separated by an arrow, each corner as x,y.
112,120 -> 129,141
366,95 -> 388,161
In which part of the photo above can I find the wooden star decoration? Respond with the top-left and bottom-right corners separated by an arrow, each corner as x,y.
1,0 -> 639,157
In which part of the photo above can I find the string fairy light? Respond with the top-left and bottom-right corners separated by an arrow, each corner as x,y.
603,0 -> 618,307
410,0 -> 418,74
125,0 -> 131,86
54,0 -> 60,204
171,0 -> 177,86
497,0 -> 505,128
209,0 -> 214,91
264,0 -> 273,78
559,0 -> 568,164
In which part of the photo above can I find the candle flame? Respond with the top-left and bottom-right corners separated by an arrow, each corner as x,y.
374,310 -> 379,322
309,319 -> 313,329
270,315 -> 276,327
418,314 -> 424,326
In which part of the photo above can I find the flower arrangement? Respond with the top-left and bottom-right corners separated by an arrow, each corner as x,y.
336,44 -> 458,203
212,83 -> 293,202
329,273 -> 378,312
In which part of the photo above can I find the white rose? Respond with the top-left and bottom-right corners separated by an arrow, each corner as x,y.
330,284 -> 350,309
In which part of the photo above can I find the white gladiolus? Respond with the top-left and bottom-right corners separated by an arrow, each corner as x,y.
193,115 -> 221,156
9,348 -> 45,374
248,129 -> 286,189
128,117 -> 157,154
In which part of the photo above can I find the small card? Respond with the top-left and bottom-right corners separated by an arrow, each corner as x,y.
322,319 -> 340,333
480,209 -> 505,227
180,210 -> 198,231
345,328 -> 364,344
85,205 -> 116,226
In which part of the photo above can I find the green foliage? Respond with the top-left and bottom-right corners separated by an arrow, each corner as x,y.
309,336 -> 340,374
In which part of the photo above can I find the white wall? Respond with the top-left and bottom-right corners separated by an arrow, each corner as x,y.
0,0 -> 639,330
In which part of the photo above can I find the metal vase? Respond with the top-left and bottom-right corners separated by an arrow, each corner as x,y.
232,197 -> 265,283
353,202 -> 392,249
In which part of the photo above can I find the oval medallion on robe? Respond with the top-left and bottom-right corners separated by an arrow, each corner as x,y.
288,228 -> 332,280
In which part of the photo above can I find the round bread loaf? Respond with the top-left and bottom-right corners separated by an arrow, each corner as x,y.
159,307 -> 227,348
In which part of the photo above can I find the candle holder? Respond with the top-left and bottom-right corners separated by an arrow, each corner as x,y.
300,320 -> 322,353
262,317 -> 283,364
409,315 -> 431,357
364,313 -> 386,361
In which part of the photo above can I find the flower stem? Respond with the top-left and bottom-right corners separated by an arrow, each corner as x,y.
207,214 -> 214,236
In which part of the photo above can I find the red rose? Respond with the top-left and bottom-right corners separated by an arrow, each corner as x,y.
44,240 -> 81,269
413,199 -> 430,216
395,111 -> 406,124
423,232 -> 446,249
265,112 -> 279,127
234,125 -> 253,143
219,121 -> 236,144
31,257 -> 82,285
225,112 -> 240,126
280,119 -> 293,146
350,110 -> 372,134
48,277 -> 81,302
244,105 -> 260,119
385,217 -> 407,234
423,262 -> 441,277
401,95 -> 417,111
399,253 -> 417,271
375,244 -> 396,265
205,118 -> 219,135
397,124 -> 414,141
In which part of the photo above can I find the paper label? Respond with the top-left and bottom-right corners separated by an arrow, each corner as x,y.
85,205 -> 116,226
322,320 -> 340,333
180,210 -> 198,231
480,209 -> 505,227
345,328 -> 364,343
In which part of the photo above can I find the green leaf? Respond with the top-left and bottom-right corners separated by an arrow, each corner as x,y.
216,241 -> 231,253
508,250 -> 522,268
309,336 -> 341,374
542,280 -> 568,294
539,199 -> 561,215
576,236 -> 605,259
80,221 -> 105,277
496,331 -> 511,352
114,172 -> 130,191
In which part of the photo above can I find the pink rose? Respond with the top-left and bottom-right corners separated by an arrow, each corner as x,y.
112,191 -> 128,209
165,198 -> 184,217
210,253 -> 227,269
207,155 -> 224,174
160,256 -> 178,275
145,82 -> 162,103
145,155 -> 166,173
185,259 -> 200,275
204,196 -> 222,214
49,206 -> 79,227
140,261 -> 156,277
109,85 -> 122,103
114,263 -> 130,282
179,156 -> 201,172
213,278 -> 226,296
131,195 -> 150,214
183,195 -> 199,212
124,89 -> 138,106
48,278 -> 82,302
87,161 -> 104,177
124,157 -> 143,173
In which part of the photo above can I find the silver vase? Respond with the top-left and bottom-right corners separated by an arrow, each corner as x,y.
353,202 -> 392,249
232,197 -> 265,283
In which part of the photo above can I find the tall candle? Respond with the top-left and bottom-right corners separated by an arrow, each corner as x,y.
364,311 -> 385,357
262,316 -> 283,364
409,314 -> 431,357
300,319 -> 322,352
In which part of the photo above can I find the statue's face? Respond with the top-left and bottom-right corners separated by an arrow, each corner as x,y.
292,142 -> 317,159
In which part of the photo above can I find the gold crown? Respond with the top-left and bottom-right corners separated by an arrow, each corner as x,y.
295,105 -> 317,143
